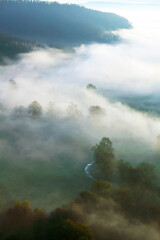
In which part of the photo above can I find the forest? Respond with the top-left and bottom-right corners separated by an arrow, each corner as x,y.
0,97 -> 159,239
0,33 -> 40,63
0,134 -> 159,239
0,0 -> 131,61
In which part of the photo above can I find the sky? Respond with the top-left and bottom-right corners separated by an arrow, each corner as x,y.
55,0 -> 160,5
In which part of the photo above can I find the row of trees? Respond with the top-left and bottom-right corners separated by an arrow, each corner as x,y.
0,201 -> 94,240
13,101 -> 43,118
5,82 -> 105,118
0,101 -> 106,119
91,137 -> 158,190
1,180 -> 160,240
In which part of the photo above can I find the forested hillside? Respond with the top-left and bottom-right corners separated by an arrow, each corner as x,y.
0,33 -> 40,62
0,1 -> 131,52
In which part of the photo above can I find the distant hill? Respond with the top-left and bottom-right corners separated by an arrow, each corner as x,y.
0,1 -> 131,59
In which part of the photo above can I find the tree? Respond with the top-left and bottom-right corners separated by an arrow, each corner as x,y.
1,201 -> 46,240
76,191 -> 98,205
89,106 -> 105,116
60,219 -> 94,240
91,181 -> 112,197
117,159 -> 131,184
1,201 -> 33,238
136,162 -> 157,189
9,79 -> 18,90
86,84 -> 96,91
33,208 -> 95,240
46,218 -> 94,240
67,102 -> 81,118
28,101 -> 42,118
117,159 -> 157,190
92,137 -> 115,180
13,106 -> 27,118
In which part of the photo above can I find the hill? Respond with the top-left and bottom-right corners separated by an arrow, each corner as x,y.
0,1 -> 131,47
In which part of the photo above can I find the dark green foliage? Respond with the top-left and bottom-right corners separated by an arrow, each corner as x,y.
90,140 -> 160,224
92,137 -> 115,180
28,101 -> 42,118
109,184 -> 160,222
76,191 -> 98,206
0,33 -> 38,62
91,137 -> 158,191
89,106 -> 105,116
45,218 -> 94,240
91,181 -> 112,197
85,138 -> 160,227
86,84 -> 96,91
117,159 -> 157,189
0,1 -> 131,48
73,177 -> 160,226
49,208 -> 76,223
0,1 -> 131,62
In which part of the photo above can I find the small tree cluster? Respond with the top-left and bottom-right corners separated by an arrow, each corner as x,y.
28,101 -> 42,118
86,84 -> 96,91
92,137 -> 115,180
89,106 -> 105,117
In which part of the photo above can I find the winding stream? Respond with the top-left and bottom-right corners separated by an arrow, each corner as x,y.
85,161 -> 96,181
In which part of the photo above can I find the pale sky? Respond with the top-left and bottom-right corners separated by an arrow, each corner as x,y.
55,0 -> 160,4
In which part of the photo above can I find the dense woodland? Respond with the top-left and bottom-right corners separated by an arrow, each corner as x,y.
0,1 -> 131,61
0,135 -> 159,239
0,33 -> 40,63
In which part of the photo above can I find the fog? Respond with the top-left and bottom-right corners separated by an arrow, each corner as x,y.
0,2 -> 160,210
